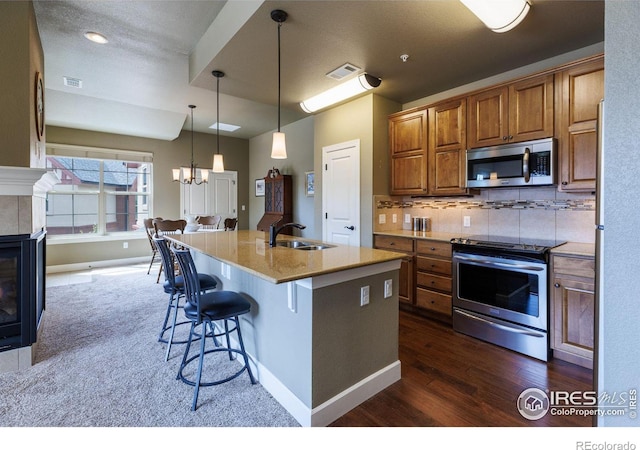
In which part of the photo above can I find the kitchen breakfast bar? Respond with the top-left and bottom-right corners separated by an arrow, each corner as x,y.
166,230 -> 403,426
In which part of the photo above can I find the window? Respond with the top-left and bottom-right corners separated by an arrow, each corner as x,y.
46,155 -> 153,236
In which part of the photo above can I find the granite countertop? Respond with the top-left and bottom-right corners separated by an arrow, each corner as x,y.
550,242 -> 596,257
166,230 -> 404,284
373,230 -> 466,243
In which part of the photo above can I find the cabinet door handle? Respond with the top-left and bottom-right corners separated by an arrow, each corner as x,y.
561,181 -> 568,186
554,283 -> 561,288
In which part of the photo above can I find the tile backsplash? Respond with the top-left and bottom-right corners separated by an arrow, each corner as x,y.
374,187 -> 596,244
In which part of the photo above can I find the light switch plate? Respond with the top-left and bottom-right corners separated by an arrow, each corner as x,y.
404,213 -> 411,224
378,214 -> 386,224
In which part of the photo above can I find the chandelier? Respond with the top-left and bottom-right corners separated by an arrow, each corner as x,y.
172,105 -> 209,185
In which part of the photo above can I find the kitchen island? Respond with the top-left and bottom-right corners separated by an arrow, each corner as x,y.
166,230 -> 403,427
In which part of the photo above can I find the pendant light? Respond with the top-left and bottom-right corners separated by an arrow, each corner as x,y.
172,105 -> 208,184
212,70 -> 225,173
271,9 -> 288,160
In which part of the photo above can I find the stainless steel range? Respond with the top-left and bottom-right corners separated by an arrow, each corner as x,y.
451,235 -> 565,361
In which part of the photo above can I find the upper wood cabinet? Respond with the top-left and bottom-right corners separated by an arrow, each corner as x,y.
428,98 -> 468,196
556,56 -> 604,192
389,108 -> 428,195
467,73 -> 554,148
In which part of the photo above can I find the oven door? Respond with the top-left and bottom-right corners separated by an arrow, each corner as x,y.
452,251 -> 548,331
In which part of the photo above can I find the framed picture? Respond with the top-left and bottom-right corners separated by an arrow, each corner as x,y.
305,171 -> 315,197
255,179 -> 265,197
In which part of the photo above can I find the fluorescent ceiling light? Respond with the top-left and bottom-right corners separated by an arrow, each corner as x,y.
84,31 -> 108,44
300,73 -> 382,113
461,0 -> 531,33
209,122 -> 241,132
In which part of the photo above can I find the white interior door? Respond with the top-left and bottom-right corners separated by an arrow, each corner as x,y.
180,169 -> 208,216
322,139 -> 360,247
209,171 -> 237,219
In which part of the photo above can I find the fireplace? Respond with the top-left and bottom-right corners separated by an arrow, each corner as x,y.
0,230 -> 46,352
0,165 -> 58,371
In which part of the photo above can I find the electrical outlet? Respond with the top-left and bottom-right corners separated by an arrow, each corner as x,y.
122,242 -> 128,249
360,286 -> 370,306
404,213 -> 411,224
378,214 -> 386,224
392,214 -> 397,223
463,216 -> 471,227
384,279 -> 392,298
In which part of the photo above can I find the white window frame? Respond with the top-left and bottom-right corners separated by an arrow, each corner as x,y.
45,143 -> 153,242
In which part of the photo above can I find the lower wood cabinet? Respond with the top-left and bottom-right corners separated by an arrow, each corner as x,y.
374,234 -> 453,322
550,254 -> 595,369
415,239 -> 452,320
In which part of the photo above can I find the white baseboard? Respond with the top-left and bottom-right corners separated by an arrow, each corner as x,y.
46,256 -> 150,274
256,358 -> 402,427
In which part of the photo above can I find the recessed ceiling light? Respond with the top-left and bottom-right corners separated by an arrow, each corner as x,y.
209,122 -> 241,132
84,31 -> 108,44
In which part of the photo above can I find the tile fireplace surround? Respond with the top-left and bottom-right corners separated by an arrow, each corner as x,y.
0,166 -> 58,373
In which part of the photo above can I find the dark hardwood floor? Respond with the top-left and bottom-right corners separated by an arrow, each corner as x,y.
329,310 -> 593,427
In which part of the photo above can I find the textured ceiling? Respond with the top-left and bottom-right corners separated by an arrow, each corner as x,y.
33,0 -> 604,141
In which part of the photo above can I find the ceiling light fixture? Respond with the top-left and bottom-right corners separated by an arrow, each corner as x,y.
299,73 -> 382,114
172,105 -> 208,185
270,9 -> 288,160
84,31 -> 108,44
460,0 -> 531,33
212,70 -> 225,173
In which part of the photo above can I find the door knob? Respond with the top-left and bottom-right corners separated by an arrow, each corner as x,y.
344,225 -> 355,230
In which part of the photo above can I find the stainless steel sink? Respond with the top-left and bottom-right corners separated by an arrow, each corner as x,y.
294,244 -> 335,250
273,240 -> 335,250
275,240 -> 312,248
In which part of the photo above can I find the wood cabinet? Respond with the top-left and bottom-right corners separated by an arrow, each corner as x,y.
415,239 -> 452,320
428,98 -> 468,196
550,254 -> 595,369
389,108 -> 428,195
556,56 -> 604,192
256,172 -> 292,231
373,235 -> 415,305
467,73 -> 554,149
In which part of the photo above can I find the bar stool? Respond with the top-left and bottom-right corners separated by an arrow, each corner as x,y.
154,237 -> 217,361
171,247 -> 256,411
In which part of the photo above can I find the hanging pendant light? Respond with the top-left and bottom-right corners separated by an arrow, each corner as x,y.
271,9 -> 288,160
212,70 -> 225,173
172,105 -> 208,184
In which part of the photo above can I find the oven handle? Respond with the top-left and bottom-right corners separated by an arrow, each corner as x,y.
456,309 -> 546,338
454,254 -> 545,272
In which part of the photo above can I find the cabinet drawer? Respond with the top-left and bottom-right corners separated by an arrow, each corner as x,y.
552,255 -> 595,279
416,272 -> 451,293
416,239 -> 451,258
416,256 -> 452,276
416,288 -> 452,316
374,235 -> 414,253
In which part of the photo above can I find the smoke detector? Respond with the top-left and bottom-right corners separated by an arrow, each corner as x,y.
326,63 -> 362,80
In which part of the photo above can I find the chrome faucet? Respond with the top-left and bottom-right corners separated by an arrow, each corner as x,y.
269,222 -> 306,247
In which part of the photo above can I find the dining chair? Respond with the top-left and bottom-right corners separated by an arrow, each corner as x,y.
171,246 -> 256,411
152,219 -> 187,285
143,217 -> 163,282
197,215 -> 222,230
223,217 -> 238,231
154,237 -> 218,362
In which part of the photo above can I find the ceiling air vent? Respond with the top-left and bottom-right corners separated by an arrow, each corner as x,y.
63,76 -> 83,88
326,63 -> 361,80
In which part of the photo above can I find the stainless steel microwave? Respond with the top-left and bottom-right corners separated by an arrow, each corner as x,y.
465,138 -> 557,188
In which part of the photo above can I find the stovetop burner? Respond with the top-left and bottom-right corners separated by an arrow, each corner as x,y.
451,235 -> 566,254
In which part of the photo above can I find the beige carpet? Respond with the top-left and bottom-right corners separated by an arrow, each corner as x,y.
0,264 -> 299,427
